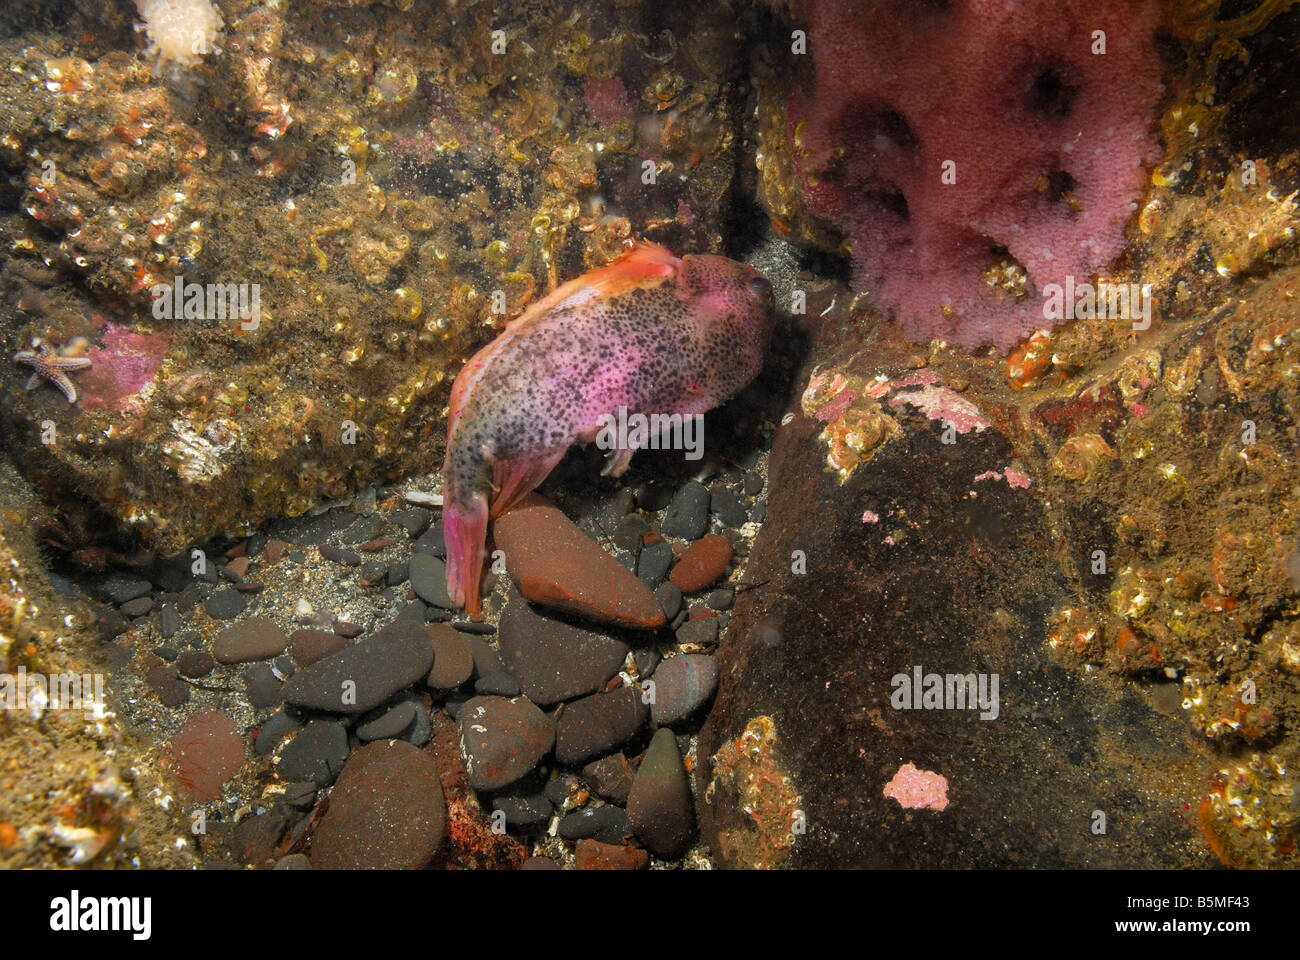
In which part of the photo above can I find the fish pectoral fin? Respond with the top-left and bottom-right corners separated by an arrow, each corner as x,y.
489,449 -> 568,518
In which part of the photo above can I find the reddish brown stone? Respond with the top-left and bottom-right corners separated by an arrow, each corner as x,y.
264,538 -> 291,563
224,556 -> 250,579
291,629 -> 347,667
171,709 -> 243,800
494,495 -> 665,630
310,740 -> 445,870
574,838 -> 649,870
669,534 -> 732,592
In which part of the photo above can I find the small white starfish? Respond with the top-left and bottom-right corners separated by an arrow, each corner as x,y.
13,342 -> 92,403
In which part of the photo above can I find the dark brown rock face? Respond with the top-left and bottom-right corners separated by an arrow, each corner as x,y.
697,400 -> 1211,868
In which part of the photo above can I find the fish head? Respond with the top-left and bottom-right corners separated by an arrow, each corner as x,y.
675,254 -> 776,345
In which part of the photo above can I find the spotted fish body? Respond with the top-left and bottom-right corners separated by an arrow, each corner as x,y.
443,241 -> 775,615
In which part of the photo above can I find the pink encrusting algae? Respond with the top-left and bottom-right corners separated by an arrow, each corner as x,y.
442,241 -> 775,615
883,762 -> 950,812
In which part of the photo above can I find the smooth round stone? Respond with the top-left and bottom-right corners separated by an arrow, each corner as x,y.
319,544 -> 361,566
709,487 -> 748,528
649,655 -> 718,727
214,616 -> 286,663
426,623 -> 474,689
613,515 -> 650,552
159,602 -> 180,638
392,507 -> 431,538
491,779 -> 553,828
574,838 -> 649,870
521,855 -> 562,870
170,709 -> 243,801
554,688 -> 649,767
492,496 -> 665,630
340,514 -> 386,545
558,805 -> 629,844
310,740 -> 446,870
707,587 -> 734,610
627,728 -> 695,858
356,701 -> 417,742
458,696 -> 554,792
466,637 -> 504,678
386,562 -> 410,587
290,629 -> 346,667
282,619 -> 433,715
204,588 -> 248,621
176,650 -> 215,678
636,539 -> 674,588
742,472 -> 764,496
474,671 -> 521,697
409,553 -> 454,609
278,719 -> 350,787
497,599 -> 628,706
273,854 -> 312,870
660,481 -> 710,540
412,524 -> 447,557
675,615 -> 719,647
254,709 -> 301,756
653,583 -> 682,621
96,573 -> 152,604
244,663 -> 283,709
358,560 -> 388,587
145,661 -> 189,707
230,804 -> 296,865
668,535 -> 732,593
121,595 -> 153,618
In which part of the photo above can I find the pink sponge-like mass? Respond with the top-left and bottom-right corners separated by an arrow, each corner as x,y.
788,0 -> 1164,350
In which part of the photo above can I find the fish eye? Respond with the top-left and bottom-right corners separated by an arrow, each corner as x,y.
748,275 -> 772,298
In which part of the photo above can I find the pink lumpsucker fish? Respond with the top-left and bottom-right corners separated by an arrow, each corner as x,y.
442,240 -> 775,615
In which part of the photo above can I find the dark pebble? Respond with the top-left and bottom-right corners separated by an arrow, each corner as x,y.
319,544 -> 361,566
475,671 -> 521,697
634,648 -> 661,679
278,719 -> 350,787
273,854 -> 312,870
290,629 -> 346,667
333,619 -> 365,638
497,598 -> 628,706
154,646 -> 179,663
230,804 -> 297,866
409,554 -> 454,608
412,524 -> 446,558
558,805 -> 629,844
96,573 -> 152,604
491,778 -> 553,828
254,709 -> 302,755
310,740 -> 446,869
458,696 -> 555,791
613,515 -> 650,552
158,603 -> 180,638
176,650 -> 215,678
661,481 -> 710,540
627,728 -> 695,858
244,663 -> 283,709
707,587 -> 734,610
272,655 -> 295,678
709,487 -> 748,528
451,620 -> 496,635
386,562 -> 409,587
340,514 -> 386,545
120,595 -> 153,618
215,616 -> 286,663
466,637 -> 504,679
203,588 -> 247,621
145,660 -> 190,706
281,619 -> 433,714
742,472 -> 764,496
649,654 -> 718,726
521,855 -> 562,870
554,687 -> 649,767
356,700 -> 417,742
358,560 -> 387,587
545,774 -> 579,809
749,501 -> 766,523
282,780 -> 317,809
92,604 -> 128,642
426,623 -> 474,689
392,507 -> 431,538
636,539 -> 674,588
654,583 -> 682,621
675,615 -> 719,647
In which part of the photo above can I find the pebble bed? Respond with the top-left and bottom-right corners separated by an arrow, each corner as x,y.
89,441 -> 770,870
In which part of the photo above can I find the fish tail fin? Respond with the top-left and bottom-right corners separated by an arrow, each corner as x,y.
444,488 -> 489,617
